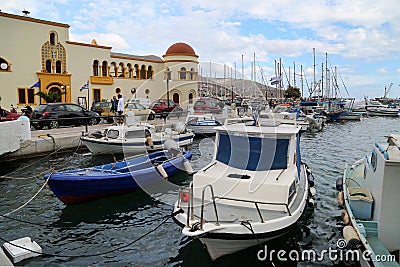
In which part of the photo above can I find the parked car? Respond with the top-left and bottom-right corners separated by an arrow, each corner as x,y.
90,101 -> 113,115
126,98 -> 152,108
193,97 -> 225,114
150,99 -> 183,116
0,107 -> 21,122
124,102 -> 156,120
31,103 -> 100,129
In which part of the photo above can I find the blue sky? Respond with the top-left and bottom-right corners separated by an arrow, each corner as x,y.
2,0 -> 400,99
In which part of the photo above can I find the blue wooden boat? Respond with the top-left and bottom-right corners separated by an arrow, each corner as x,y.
44,150 -> 192,205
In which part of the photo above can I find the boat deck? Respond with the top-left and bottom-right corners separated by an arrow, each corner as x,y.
180,166 -> 307,224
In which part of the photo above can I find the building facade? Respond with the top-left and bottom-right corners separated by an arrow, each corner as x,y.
0,11 -> 199,111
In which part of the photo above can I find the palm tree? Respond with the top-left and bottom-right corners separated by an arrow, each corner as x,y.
35,91 -> 65,103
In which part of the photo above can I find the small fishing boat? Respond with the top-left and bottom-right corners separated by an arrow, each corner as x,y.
336,135 -> 400,266
185,113 -> 222,135
172,118 -> 315,260
81,121 -> 195,156
365,105 -> 399,117
45,149 -> 193,205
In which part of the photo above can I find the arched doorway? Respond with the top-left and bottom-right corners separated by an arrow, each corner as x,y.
173,93 -> 180,104
49,87 -> 62,102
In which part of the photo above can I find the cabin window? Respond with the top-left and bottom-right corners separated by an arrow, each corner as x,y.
107,130 -> 119,139
216,133 -> 289,171
125,130 -> 145,139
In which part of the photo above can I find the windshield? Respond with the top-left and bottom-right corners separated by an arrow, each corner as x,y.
216,133 -> 289,171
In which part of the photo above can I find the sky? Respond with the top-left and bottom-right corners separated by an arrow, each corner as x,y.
2,0 -> 400,99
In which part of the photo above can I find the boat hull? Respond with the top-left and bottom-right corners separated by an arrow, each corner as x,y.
45,151 -> 192,205
81,133 -> 194,155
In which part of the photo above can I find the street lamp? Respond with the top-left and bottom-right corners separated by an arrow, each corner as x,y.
166,76 -> 170,110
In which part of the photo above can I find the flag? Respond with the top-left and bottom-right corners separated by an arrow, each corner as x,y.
80,81 -> 89,92
30,80 -> 40,88
270,76 -> 281,85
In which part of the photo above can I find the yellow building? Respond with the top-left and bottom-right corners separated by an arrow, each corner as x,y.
0,11 -> 198,111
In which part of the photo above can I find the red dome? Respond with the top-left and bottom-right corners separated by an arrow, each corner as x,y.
165,42 -> 197,56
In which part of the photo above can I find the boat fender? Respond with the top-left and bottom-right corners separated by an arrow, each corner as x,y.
307,174 -> 315,187
337,191 -> 344,206
190,221 -> 202,232
343,225 -> 361,249
146,136 -> 154,148
180,191 -> 190,202
156,164 -> 168,179
183,160 -> 194,175
307,198 -> 315,207
336,178 -> 343,191
341,209 -> 350,225
309,187 -> 317,197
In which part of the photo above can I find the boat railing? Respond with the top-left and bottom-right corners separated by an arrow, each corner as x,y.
191,184 -> 292,230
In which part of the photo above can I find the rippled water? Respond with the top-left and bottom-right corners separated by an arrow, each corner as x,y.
0,116 -> 399,266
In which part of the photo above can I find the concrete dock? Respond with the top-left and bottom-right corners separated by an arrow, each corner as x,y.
0,117 -> 180,162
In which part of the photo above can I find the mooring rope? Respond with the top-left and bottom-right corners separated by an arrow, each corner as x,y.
0,209 -> 183,259
2,173 -> 52,217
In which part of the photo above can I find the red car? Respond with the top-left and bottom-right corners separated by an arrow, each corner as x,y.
0,107 -> 21,122
150,99 -> 183,116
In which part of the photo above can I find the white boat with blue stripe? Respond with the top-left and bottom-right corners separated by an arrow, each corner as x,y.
172,118 -> 315,260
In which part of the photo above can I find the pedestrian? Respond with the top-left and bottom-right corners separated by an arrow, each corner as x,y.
117,94 -> 124,124
111,95 -> 118,125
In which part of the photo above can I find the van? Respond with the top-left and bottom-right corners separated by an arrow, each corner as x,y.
127,98 -> 151,108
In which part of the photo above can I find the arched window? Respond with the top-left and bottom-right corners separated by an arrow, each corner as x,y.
140,65 -> 146,79
173,93 -> 180,104
188,93 -> 193,104
127,63 -> 133,78
118,62 -> 125,77
46,60 -> 52,73
102,61 -> 108,76
111,62 -> 117,77
147,66 -> 153,79
179,67 -> 187,80
93,60 -> 99,76
50,32 -> 57,45
56,61 -> 62,73
134,64 -> 139,78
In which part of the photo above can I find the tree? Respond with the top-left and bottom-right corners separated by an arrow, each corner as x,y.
35,91 -> 65,103
284,85 -> 301,99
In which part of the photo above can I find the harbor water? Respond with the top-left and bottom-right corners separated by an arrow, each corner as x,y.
0,116 -> 399,266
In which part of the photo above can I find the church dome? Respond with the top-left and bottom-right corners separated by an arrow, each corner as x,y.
164,42 -> 197,56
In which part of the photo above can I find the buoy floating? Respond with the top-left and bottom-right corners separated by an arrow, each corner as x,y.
343,225 -> 361,249
342,209 -> 350,225
156,164 -> 168,179
307,198 -> 315,207
336,177 -> 343,191
309,187 -> 317,197
183,160 -> 194,175
337,191 -> 344,206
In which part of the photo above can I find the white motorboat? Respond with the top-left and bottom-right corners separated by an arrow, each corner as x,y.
365,105 -> 399,117
172,118 -> 315,260
81,120 -> 194,156
185,113 -> 222,135
337,135 -> 400,266
258,110 -> 315,132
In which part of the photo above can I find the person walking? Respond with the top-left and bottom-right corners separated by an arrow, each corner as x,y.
117,94 -> 125,124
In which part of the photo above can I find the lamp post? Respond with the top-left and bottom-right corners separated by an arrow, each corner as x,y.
166,77 -> 170,110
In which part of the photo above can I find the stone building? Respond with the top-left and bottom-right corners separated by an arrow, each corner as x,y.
0,11 -> 199,110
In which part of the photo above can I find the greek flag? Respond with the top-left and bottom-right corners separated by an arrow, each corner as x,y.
30,80 -> 40,88
270,76 -> 281,85
80,81 -> 89,92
